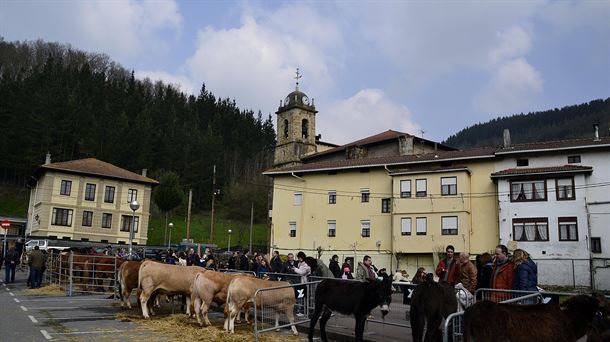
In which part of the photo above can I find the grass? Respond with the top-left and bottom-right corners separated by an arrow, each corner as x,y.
0,184 -> 29,217
143,213 -> 268,248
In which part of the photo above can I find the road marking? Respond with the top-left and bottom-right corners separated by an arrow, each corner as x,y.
14,298 -> 20,303
40,330 -> 52,340
29,315 -> 39,323
18,297 -> 110,302
27,306 -> 79,310
21,305 -> 28,311
9,292 -> 14,296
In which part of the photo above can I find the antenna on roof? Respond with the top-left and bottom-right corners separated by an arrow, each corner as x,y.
294,68 -> 302,91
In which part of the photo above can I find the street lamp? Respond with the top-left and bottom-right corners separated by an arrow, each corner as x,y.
167,222 -> 174,250
128,200 -> 140,260
227,229 -> 232,252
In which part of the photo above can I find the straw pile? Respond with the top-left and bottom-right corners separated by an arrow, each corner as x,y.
22,284 -> 65,296
115,312 -> 302,342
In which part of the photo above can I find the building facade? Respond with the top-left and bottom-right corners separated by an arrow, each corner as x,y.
26,157 -> 158,245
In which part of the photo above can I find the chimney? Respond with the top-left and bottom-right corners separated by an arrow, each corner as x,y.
503,129 -> 511,148
44,152 -> 51,165
593,123 -> 600,141
142,169 -> 147,177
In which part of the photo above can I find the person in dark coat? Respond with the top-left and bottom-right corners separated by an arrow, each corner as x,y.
28,246 -> 46,288
476,252 -> 494,289
329,254 -> 341,278
228,252 -> 237,269
238,251 -> 250,271
511,249 -> 538,291
4,246 -> 19,283
270,251 -> 283,274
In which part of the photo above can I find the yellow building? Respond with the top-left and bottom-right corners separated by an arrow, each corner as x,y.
26,156 -> 158,245
264,85 -> 498,276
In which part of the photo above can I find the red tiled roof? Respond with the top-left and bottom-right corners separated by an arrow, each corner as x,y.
389,166 -> 470,176
303,129 -> 456,160
496,137 -> 610,154
264,147 -> 496,175
36,158 -> 159,185
491,165 -> 593,178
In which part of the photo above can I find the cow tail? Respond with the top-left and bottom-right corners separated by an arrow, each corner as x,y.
138,261 -> 144,290
117,263 -> 124,301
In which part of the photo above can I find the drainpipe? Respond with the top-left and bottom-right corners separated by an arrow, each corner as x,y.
27,176 -> 39,238
290,172 -> 306,182
384,165 -> 394,272
585,199 -> 595,290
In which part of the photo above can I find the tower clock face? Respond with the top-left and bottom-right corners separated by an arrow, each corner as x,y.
302,95 -> 309,105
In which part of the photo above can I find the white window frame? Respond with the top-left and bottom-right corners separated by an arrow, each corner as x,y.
294,192 -> 303,206
361,188 -> 370,203
441,216 -> 458,235
328,220 -> 336,237
289,221 -> 297,237
416,217 -> 427,235
328,191 -> 337,204
416,179 -> 427,197
52,207 -> 73,226
441,177 -> 457,196
400,180 -> 411,198
361,220 -> 371,237
401,217 -> 411,236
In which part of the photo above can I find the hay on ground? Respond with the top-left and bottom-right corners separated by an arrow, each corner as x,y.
115,312 -> 301,342
22,284 -> 65,296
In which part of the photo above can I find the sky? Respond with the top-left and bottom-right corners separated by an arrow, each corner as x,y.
1,0 -> 609,144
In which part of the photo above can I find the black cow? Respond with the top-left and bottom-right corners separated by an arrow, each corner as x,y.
463,294 -> 602,342
308,273 -> 393,342
410,274 -> 457,342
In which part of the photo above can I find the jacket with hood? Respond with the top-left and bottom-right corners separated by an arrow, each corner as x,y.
512,259 -> 538,291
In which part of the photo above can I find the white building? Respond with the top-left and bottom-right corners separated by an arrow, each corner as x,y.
492,133 -> 610,289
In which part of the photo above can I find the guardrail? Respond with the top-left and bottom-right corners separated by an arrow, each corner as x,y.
45,251 -> 119,296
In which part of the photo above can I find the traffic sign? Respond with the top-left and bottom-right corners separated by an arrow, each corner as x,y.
1,219 -> 10,230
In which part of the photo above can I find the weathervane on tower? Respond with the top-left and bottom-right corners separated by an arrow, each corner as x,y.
295,68 -> 302,91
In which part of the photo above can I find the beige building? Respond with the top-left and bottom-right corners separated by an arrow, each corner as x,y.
26,156 -> 158,245
263,85 -> 499,276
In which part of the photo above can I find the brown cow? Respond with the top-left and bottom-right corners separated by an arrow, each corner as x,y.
118,260 -> 142,309
464,294 -> 602,342
85,255 -> 124,292
223,276 -> 298,335
190,270 -> 254,326
138,260 -> 205,319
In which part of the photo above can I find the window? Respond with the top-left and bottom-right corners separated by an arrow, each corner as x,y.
361,189 -> 370,203
517,159 -> 529,167
294,193 -> 302,206
60,180 -> 72,196
82,211 -> 93,227
591,238 -> 602,253
558,217 -> 578,241
381,198 -> 391,213
510,180 -> 547,201
567,155 -> 581,164
51,208 -> 73,226
302,119 -> 309,139
513,218 -> 549,241
127,189 -> 138,203
361,220 -> 371,237
283,119 -> 289,138
401,217 -> 412,236
400,180 -> 411,198
104,186 -> 115,203
121,215 -> 139,232
416,217 -> 427,235
328,220 -> 336,237
441,216 -> 458,235
441,177 -> 457,196
416,179 -> 427,197
556,178 -> 575,200
289,221 -> 296,237
85,183 -> 96,201
102,213 -> 113,228
328,191 -> 336,204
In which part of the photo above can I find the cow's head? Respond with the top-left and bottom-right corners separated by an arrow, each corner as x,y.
378,273 -> 392,317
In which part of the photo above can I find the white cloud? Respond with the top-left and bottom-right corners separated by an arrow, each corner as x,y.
488,26 -> 532,66
136,70 -> 196,95
474,58 -> 543,115
0,0 -> 182,62
321,89 -> 420,145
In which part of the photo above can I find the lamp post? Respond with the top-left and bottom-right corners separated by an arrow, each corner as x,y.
227,229 -> 232,252
167,222 -> 174,250
128,200 -> 140,260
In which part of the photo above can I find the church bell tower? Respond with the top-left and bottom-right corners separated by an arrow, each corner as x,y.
273,69 -> 318,167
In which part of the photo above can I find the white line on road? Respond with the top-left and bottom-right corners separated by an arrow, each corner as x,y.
20,305 -> 28,311
27,306 -> 79,310
40,330 -> 53,340
29,315 -> 39,323
9,292 -> 14,296
14,298 -> 20,303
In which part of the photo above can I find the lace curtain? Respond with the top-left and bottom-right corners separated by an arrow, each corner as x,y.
537,223 -> 548,240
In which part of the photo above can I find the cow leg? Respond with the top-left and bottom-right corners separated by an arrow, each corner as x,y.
308,303 -> 323,342
319,307 -> 333,342
193,295 -> 203,326
140,290 -> 152,319
202,300 -> 212,326
424,314 -> 442,342
354,315 -> 367,342
185,294 -> 193,317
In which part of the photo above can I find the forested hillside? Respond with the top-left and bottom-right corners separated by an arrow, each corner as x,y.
0,39 -> 275,222
444,99 -> 610,148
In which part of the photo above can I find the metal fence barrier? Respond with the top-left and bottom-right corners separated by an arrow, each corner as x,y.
44,251 -> 118,296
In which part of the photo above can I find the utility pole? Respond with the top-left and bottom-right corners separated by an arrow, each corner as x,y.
249,202 -> 253,254
210,164 -> 216,244
186,189 -> 192,240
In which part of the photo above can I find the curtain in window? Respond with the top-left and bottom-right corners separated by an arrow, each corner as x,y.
560,226 -> 567,240
569,224 -> 577,239
525,223 -> 536,240
537,223 -> 548,240
514,223 -> 524,240
523,183 -> 533,199
533,181 -> 545,199
511,183 -> 521,200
